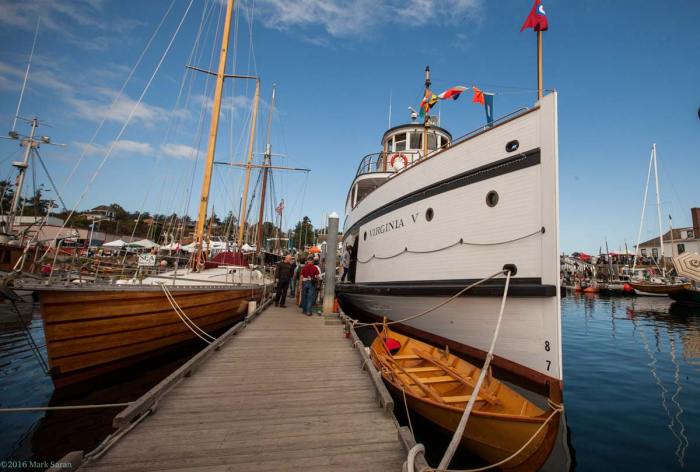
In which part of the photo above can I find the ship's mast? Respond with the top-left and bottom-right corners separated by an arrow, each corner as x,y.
256,85 -> 276,253
423,66 -> 431,158
237,79 -> 261,248
7,118 -> 38,233
194,0 -> 236,265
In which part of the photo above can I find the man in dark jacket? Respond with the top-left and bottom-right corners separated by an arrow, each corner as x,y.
275,255 -> 293,307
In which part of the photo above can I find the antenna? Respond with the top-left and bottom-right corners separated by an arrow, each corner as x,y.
388,89 -> 392,128
11,18 -> 40,134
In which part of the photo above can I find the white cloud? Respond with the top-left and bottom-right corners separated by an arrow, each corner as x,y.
66,91 -> 168,125
112,139 -> 153,155
254,0 -> 483,40
0,0 -> 145,50
160,143 -> 200,160
74,139 -> 153,159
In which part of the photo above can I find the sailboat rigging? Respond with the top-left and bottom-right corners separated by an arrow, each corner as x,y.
13,0 -> 274,386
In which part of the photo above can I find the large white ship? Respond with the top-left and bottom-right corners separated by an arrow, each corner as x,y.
337,79 -> 562,401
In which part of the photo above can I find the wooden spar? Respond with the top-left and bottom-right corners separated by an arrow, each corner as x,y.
537,30 -> 543,99
215,162 -> 310,172
422,66 -> 430,157
237,79 -> 261,248
194,0 -> 236,265
256,85 -> 276,253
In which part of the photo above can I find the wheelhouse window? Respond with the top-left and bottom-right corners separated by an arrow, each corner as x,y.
678,243 -> 685,254
641,248 -> 647,257
394,133 -> 407,152
409,132 -> 421,150
427,133 -> 438,150
385,137 -> 393,152
651,248 -> 658,259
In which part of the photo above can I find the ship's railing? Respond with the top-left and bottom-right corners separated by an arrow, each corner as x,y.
450,107 -> 531,147
355,150 -> 422,178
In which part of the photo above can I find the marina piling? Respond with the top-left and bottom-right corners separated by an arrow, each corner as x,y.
323,212 -> 339,315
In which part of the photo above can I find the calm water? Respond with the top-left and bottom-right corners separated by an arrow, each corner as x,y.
1,293 -> 699,471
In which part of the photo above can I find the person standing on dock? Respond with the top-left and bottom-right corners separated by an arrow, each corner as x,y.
341,245 -> 352,282
274,255 -> 293,307
300,256 -> 320,316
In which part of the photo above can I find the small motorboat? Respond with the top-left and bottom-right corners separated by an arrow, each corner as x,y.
371,327 -> 561,470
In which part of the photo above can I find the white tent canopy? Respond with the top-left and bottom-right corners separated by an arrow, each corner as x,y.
127,239 -> 159,249
102,239 -> 126,248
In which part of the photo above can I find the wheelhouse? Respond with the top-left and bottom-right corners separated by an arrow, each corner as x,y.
347,123 -> 452,210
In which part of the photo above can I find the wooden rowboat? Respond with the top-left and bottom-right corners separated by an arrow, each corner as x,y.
371,327 -> 560,471
629,281 -> 691,296
33,283 -> 263,386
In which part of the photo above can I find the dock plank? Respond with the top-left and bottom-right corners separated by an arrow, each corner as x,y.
81,307 -> 407,471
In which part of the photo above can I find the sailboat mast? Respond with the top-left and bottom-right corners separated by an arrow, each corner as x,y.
632,146 -> 654,273
256,85 -> 276,253
194,0 -> 236,263
7,118 -> 38,233
652,143 -> 665,276
237,79 -> 261,247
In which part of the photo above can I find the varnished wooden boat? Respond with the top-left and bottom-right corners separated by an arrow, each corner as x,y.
629,281 -> 691,296
371,327 -> 560,471
33,283 -> 263,386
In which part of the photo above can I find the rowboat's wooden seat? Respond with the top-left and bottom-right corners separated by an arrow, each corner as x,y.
392,354 -> 420,360
421,375 -> 458,384
443,395 -> 485,404
404,366 -> 443,373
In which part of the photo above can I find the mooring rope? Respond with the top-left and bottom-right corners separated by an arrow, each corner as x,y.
159,284 -> 215,344
437,270 -> 512,469
357,228 -> 544,264
9,299 -> 49,375
421,402 -> 564,472
347,269 -> 507,329
401,268 -> 565,472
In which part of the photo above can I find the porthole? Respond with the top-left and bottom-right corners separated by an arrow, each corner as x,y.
486,191 -> 499,207
363,231 -> 367,241
505,140 -> 519,153
425,208 -> 434,222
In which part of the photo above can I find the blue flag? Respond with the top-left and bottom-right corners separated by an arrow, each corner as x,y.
484,93 -> 494,125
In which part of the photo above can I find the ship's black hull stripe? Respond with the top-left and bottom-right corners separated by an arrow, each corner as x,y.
336,278 -> 557,297
346,148 -> 541,236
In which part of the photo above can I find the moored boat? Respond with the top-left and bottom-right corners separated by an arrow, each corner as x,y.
11,0 -> 273,387
371,327 -> 560,470
337,71 -> 562,402
32,276 -> 263,386
628,280 -> 691,297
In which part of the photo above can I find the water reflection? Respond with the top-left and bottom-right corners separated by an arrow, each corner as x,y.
564,293 -> 699,470
0,299 -> 202,466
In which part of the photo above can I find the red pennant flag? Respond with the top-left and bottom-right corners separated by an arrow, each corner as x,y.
520,0 -> 549,32
472,87 -> 485,105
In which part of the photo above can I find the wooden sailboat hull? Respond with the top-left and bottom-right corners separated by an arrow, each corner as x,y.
36,286 -> 263,386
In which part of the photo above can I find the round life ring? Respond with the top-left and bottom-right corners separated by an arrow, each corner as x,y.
389,153 -> 409,170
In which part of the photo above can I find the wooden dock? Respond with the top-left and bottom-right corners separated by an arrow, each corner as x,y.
76,304 -> 410,471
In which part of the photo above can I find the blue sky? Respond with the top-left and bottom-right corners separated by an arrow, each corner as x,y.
0,0 -> 698,253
